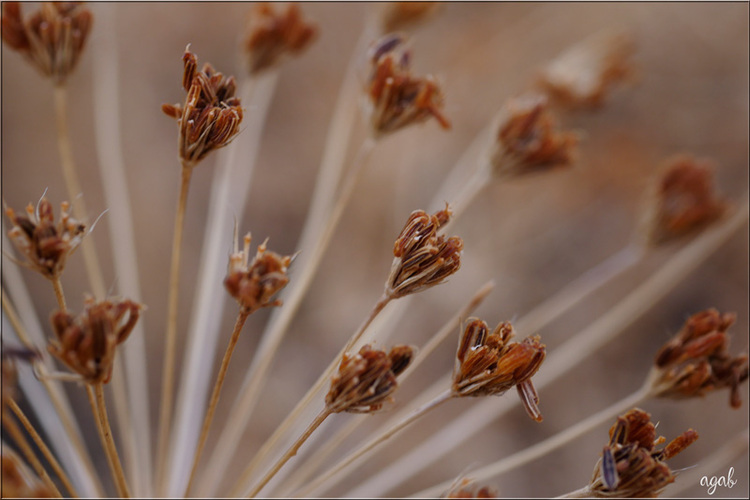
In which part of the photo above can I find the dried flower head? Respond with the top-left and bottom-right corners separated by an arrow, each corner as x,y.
325,344 -> 414,413
1,451 -> 56,498
365,33 -> 451,137
5,197 -> 86,280
488,94 -> 579,178
48,297 -> 142,384
538,31 -> 636,108
445,477 -> 498,499
1,2 -> 92,85
224,232 -> 293,314
385,205 -> 463,299
242,3 -> 317,75
162,47 -> 244,165
587,408 -> 698,497
641,155 -> 728,245
452,319 -> 546,422
380,2 -> 440,33
649,309 -> 748,408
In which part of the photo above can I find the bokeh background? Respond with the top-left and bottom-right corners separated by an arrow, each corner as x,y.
2,2 -> 748,498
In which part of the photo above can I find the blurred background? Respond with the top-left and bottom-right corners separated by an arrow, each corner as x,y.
2,2 -> 748,498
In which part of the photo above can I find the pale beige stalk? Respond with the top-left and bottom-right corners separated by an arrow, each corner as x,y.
90,384 -> 131,498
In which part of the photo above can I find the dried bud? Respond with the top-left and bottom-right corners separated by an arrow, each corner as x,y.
1,451 -> 56,498
488,94 -> 578,178
162,47 -> 244,165
325,344 -> 414,413
242,3 -> 317,75
649,309 -> 748,409
587,408 -> 698,497
380,2 -> 440,33
386,205 -> 462,299
48,297 -> 142,384
641,155 -> 728,246
1,2 -> 92,85
5,197 -> 86,280
538,31 -> 636,108
365,33 -> 450,137
224,233 -> 292,314
452,319 -> 546,422
445,477 -> 498,499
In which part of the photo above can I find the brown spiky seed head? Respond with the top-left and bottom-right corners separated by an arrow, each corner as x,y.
380,2 -> 440,33
445,477 -> 498,499
5,197 -> 86,280
1,2 -> 92,85
161,47 -> 244,165
48,297 -> 142,384
242,3 -> 317,75
588,408 -> 698,497
641,154 -> 728,246
224,233 -> 292,314
649,309 -> 748,409
365,33 -> 450,137
538,31 -> 636,108
1,451 -> 56,498
386,205 -> 462,299
488,93 -> 579,178
325,344 -> 414,413
452,318 -> 546,421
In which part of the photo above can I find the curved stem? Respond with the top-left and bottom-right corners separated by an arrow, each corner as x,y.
91,384 -> 131,498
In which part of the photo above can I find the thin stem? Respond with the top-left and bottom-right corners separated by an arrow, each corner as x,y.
246,409 -> 332,498
7,399 -> 78,498
184,309 -> 251,497
50,277 -> 67,311
556,486 -> 594,498
91,384 -> 131,498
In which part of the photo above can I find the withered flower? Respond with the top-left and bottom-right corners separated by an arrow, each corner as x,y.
445,477 -> 497,499
48,297 -> 142,384
587,408 -> 698,497
1,2 -> 92,85
648,309 -> 748,409
1,451 -> 56,498
242,3 -> 317,75
385,205 -> 463,299
5,197 -> 86,280
641,155 -> 728,245
452,319 -> 546,422
325,344 -> 414,413
365,33 -> 450,137
224,233 -> 293,314
162,47 -> 244,165
487,94 -> 579,178
538,31 -> 636,108
380,2 -> 440,33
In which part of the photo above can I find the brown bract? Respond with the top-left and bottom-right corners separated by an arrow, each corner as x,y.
380,2 -> 440,33
588,408 -> 698,497
1,452 -> 55,498
641,155 -> 728,246
48,297 -> 142,384
243,3 -> 317,75
161,48 -> 244,165
5,197 -> 86,280
452,319 -> 546,422
649,309 -> 748,409
445,477 -> 497,499
224,233 -> 292,314
325,344 -> 414,413
488,94 -> 578,178
385,205 -> 462,299
1,2 -> 92,85
365,33 -> 450,138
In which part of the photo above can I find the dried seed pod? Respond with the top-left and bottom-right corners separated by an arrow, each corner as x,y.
1,2 -> 92,85
452,319 -> 546,422
380,2 -> 440,33
649,309 -> 748,408
1,450 -> 56,498
48,297 -> 142,384
325,344 -> 414,413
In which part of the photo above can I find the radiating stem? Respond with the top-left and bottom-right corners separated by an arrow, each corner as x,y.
90,384 -> 130,498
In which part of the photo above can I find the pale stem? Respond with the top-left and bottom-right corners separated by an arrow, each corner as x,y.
556,486 -> 594,498
50,276 -> 67,311
184,309 -> 251,497
440,162 -> 492,232
91,384 -> 131,498
7,398 -> 78,497
246,409 -> 333,498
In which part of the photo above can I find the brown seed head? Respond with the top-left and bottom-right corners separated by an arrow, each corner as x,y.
380,2 -> 440,33
650,309 -> 748,409
242,3 -> 317,75
445,477 -> 498,499
488,93 -> 579,178
48,297 -> 142,384
452,319 -> 546,422
1,2 -> 92,85
1,451 -> 56,498
325,344 -> 414,413
162,47 -> 244,165
5,197 -> 86,280
588,408 -> 698,497
386,205 -> 462,299
224,233 -> 292,314
365,33 -> 450,138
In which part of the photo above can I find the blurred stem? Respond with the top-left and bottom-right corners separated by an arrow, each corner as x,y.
90,384 -> 130,498
557,486 -> 593,498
